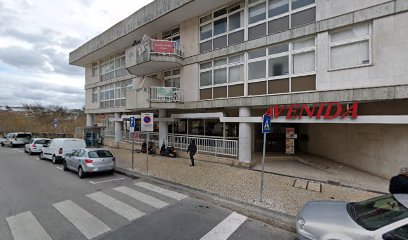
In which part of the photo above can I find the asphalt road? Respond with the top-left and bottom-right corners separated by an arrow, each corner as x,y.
0,146 -> 296,240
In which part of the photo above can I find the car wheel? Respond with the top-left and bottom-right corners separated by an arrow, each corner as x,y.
0,142 -> 4,147
29,149 -> 33,155
63,161 -> 68,171
78,167 -> 84,178
39,152 -> 44,160
52,156 -> 57,164
11,143 -> 14,148
109,169 -> 115,175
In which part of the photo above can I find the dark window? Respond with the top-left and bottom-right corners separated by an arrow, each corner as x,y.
383,224 -> 408,240
291,7 -> 315,28
214,18 -> 227,35
268,16 -> 289,34
88,150 -> 113,158
292,0 -> 314,10
213,35 -> 228,49
214,7 -> 227,18
248,23 -> 266,40
16,133 -> 31,138
228,30 -> 245,45
200,40 -> 212,53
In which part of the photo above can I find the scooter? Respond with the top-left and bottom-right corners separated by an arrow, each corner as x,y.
141,141 -> 156,154
160,142 -> 177,158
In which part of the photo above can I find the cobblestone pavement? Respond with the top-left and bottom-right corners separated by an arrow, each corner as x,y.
109,147 -> 379,217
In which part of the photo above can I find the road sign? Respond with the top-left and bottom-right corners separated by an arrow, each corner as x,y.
54,118 -> 58,128
141,113 -> 153,132
129,116 -> 135,133
262,114 -> 271,133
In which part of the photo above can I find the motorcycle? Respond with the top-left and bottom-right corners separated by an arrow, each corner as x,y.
141,141 -> 156,154
160,142 -> 177,158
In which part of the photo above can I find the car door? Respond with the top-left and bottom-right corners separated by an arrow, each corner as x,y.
43,140 -> 53,159
382,223 -> 408,239
75,150 -> 86,170
66,150 -> 78,170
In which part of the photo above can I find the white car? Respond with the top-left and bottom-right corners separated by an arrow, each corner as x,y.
2,132 -> 32,147
24,138 -> 50,155
40,138 -> 86,164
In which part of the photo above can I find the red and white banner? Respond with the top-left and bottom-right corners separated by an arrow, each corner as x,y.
152,40 -> 174,53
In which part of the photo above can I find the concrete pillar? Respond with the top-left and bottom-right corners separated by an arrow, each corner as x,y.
86,113 -> 94,127
114,113 -> 122,142
159,109 -> 168,146
239,107 -> 252,163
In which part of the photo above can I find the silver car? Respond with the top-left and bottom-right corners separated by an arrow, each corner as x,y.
63,148 -> 115,178
296,194 -> 408,240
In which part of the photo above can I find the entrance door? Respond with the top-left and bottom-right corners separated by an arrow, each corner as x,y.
254,123 -> 300,153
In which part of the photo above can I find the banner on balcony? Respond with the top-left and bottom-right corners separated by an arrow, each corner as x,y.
157,87 -> 173,99
152,40 -> 174,53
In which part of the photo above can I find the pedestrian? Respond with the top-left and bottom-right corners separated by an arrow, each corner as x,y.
389,167 -> 408,194
187,139 -> 197,166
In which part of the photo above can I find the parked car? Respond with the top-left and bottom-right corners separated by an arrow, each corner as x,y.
63,148 -> 115,178
24,138 -> 50,155
40,138 -> 86,164
296,194 -> 408,240
2,132 -> 32,147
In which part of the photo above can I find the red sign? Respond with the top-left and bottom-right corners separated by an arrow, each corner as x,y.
264,102 -> 358,120
152,40 -> 174,53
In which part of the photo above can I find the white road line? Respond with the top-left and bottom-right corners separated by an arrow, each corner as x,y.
114,186 -> 169,209
53,200 -> 111,239
135,182 -> 187,201
200,212 -> 247,240
55,167 -> 63,170
6,211 -> 53,240
87,192 -> 145,221
89,178 -> 124,184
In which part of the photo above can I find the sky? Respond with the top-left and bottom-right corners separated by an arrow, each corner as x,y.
0,0 -> 154,109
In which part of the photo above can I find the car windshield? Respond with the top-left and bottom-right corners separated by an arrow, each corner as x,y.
88,150 -> 113,158
16,134 -> 31,138
347,195 -> 408,231
35,139 -> 48,144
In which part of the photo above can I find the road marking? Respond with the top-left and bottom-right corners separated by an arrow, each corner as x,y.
89,177 -> 124,184
114,186 -> 169,209
55,167 -> 63,170
6,211 -> 53,240
13,149 -> 24,153
135,182 -> 188,200
53,200 -> 111,239
200,212 -> 247,240
87,192 -> 145,221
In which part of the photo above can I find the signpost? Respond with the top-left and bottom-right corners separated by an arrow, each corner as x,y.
141,113 -> 154,174
130,116 -> 135,170
260,114 -> 271,202
54,118 -> 58,138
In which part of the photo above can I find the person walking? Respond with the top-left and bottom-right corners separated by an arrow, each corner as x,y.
187,139 -> 197,166
389,167 -> 408,194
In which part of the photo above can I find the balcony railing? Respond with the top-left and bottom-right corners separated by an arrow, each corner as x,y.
150,87 -> 183,103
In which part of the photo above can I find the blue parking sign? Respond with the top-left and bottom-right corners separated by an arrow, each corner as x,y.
130,116 -> 135,132
262,114 -> 271,133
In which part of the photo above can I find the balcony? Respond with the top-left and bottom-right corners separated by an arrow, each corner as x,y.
126,86 -> 184,110
125,35 -> 183,76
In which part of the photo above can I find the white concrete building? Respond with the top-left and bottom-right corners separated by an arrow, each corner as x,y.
70,0 -> 408,178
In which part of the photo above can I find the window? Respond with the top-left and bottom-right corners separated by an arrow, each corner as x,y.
100,80 -> 128,108
248,0 -> 315,40
163,26 -> 180,43
92,63 -> 98,77
199,54 -> 244,99
247,38 -> 315,95
92,88 -> 98,103
200,1 -> 245,53
383,224 -> 408,239
330,22 -> 371,69
163,68 -> 181,88
100,52 -> 128,81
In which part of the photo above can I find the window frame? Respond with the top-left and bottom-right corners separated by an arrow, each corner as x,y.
100,51 -> 128,81
163,68 -> 181,88
328,22 -> 372,71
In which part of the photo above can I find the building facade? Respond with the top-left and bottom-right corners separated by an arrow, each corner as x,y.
70,0 -> 408,178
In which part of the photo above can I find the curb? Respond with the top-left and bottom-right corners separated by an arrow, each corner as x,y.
115,167 -> 296,232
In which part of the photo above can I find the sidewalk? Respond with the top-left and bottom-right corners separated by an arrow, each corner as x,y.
109,147 -> 379,218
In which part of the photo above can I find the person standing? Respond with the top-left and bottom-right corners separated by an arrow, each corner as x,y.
187,139 -> 197,166
389,167 -> 408,194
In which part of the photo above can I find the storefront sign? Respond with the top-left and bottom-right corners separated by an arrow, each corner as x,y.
152,40 -> 174,53
264,102 -> 358,120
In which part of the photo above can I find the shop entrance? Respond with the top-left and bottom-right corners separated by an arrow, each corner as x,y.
254,123 -> 301,153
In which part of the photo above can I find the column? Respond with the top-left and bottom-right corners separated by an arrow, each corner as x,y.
114,113 -> 122,142
159,109 -> 168,146
239,107 -> 252,163
86,113 -> 94,127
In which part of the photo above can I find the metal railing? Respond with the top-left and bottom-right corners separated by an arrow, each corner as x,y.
167,134 -> 238,158
150,87 -> 183,103
121,131 -> 159,146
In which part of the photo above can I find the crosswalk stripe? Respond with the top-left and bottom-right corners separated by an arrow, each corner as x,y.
6,211 -> 53,240
53,200 -> 111,239
200,212 -> 247,240
114,186 -> 169,209
87,192 -> 145,221
135,182 -> 188,201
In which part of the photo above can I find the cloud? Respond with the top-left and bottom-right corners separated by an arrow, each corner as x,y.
0,46 -> 50,71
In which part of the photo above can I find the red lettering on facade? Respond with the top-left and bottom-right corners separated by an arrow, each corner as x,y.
341,102 -> 359,119
286,104 -> 300,119
299,104 -> 317,119
324,102 -> 343,119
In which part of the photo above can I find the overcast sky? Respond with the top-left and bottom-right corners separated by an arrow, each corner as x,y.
0,0 -> 154,109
